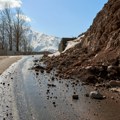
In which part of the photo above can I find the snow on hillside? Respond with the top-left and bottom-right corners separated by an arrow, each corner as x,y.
27,29 -> 61,53
63,35 -> 85,52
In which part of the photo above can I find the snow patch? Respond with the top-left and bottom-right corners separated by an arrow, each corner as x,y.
48,51 -> 60,57
63,35 -> 84,53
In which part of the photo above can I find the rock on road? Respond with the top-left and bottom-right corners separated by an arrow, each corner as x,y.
0,55 -> 120,120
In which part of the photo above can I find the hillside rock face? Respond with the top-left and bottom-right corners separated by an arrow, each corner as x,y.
82,0 -> 120,59
45,0 -> 120,83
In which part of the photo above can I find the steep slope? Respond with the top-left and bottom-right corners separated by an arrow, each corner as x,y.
45,0 -> 120,83
27,29 -> 61,53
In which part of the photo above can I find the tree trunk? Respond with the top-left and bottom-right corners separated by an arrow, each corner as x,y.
16,32 -> 19,52
9,34 -> 12,51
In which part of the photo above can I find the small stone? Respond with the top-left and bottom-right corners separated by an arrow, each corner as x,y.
41,70 -> 44,73
36,72 -> 39,75
109,80 -> 120,87
85,93 -> 89,97
76,80 -> 79,83
52,84 -> 56,87
110,88 -> 120,93
51,77 -> 55,81
47,89 -> 50,92
47,84 -> 56,87
81,82 -> 88,85
72,95 -> 79,100
3,83 -> 5,85
9,113 -> 12,116
54,96 -> 57,99
65,84 -> 69,87
53,102 -> 55,105
111,96 -> 114,100
89,91 -> 105,100
94,87 -> 98,90
54,104 -> 56,107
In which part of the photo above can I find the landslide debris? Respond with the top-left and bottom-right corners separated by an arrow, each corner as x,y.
44,0 -> 120,84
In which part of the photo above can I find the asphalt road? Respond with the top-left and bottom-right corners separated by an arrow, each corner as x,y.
1,56 -> 120,120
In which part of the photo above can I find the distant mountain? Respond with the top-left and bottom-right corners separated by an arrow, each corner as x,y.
27,29 -> 61,53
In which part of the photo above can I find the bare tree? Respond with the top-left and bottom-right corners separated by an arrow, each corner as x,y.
2,6 -> 13,51
0,12 -> 6,49
0,5 -> 31,53
22,38 -> 28,52
19,34 -> 28,52
27,43 -> 33,52
13,8 -> 30,52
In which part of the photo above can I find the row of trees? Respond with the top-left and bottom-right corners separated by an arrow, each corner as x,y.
0,5 -> 32,52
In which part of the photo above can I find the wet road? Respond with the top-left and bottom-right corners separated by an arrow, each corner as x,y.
13,56 -> 85,120
9,56 -> 120,120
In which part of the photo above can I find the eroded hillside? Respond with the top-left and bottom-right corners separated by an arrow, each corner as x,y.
44,0 -> 120,83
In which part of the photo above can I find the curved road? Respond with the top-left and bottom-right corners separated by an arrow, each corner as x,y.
1,56 -> 120,120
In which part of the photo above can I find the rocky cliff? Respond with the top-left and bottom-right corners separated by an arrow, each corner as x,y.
45,0 -> 120,83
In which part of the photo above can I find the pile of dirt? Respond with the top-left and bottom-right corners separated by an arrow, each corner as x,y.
44,0 -> 120,84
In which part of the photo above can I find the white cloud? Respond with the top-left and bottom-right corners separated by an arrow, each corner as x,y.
0,0 -> 22,10
16,14 -> 31,22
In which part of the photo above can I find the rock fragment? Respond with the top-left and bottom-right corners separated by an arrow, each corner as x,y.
109,80 -> 120,87
89,91 -> 105,100
72,95 -> 79,100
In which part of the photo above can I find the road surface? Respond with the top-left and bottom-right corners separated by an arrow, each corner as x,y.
0,55 -> 120,120
0,56 -> 21,74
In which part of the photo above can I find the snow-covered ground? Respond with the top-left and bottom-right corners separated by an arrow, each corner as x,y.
48,51 -> 60,57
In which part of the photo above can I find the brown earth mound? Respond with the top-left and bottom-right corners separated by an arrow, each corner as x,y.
44,0 -> 120,84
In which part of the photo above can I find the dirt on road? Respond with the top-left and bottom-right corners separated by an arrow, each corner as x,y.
0,56 -> 120,120
0,56 -> 21,74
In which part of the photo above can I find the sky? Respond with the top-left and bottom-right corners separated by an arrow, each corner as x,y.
0,0 -> 108,37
